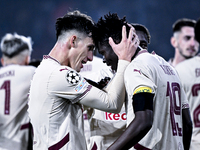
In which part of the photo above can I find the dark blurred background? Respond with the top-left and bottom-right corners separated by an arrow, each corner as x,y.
0,0 -> 199,66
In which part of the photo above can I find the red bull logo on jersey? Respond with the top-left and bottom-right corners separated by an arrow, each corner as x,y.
105,112 -> 126,121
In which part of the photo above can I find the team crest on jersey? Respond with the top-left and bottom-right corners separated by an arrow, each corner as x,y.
66,70 -> 81,85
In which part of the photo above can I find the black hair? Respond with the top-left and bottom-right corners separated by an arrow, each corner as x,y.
55,10 -> 94,40
195,18 -> 200,43
172,18 -> 196,33
92,12 -> 130,50
131,23 -> 151,44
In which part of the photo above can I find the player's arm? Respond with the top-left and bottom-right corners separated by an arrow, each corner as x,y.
80,59 -> 129,113
27,123 -> 33,150
182,108 -> 193,150
107,92 -> 154,150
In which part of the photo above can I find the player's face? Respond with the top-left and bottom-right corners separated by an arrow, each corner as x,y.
136,30 -> 148,50
98,30 -> 149,71
176,26 -> 199,58
69,37 -> 94,72
98,43 -> 118,71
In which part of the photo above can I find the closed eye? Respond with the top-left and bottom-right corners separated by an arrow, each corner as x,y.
88,45 -> 95,51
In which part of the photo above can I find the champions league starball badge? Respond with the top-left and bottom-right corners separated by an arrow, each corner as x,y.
66,70 -> 81,85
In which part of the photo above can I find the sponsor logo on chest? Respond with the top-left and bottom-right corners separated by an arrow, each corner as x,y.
104,112 -> 126,121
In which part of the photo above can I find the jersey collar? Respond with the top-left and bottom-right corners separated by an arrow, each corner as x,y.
43,55 -> 61,64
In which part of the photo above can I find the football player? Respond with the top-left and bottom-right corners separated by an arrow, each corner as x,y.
175,18 -> 200,150
0,33 -> 35,150
169,18 -> 199,67
81,23 -> 151,150
92,12 -> 193,150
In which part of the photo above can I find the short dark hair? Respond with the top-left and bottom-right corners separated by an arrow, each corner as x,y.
131,23 -> 151,44
0,33 -> 32,58
195,18 -> 200,43
92,12 -> 130,49
55,10 -> 94,40
172,18 -> 196,33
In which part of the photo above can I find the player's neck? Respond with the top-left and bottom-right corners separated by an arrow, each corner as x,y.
173,54 -> 186,67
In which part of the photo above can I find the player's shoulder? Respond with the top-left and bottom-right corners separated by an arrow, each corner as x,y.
52,65 -> 84,84
129,51 -> 157,68
175,56 -> 200,78
16,66 -> 36,81
19,65 -> 36,74
2,64 -> 35,73
54,65 -> 77,74
176,55 -> 200,69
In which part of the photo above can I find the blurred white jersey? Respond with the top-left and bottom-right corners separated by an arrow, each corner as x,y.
80,56 -> 127,150
0,64 -> 35,150
175,55 -> 200,150
80,56 -> 108,77
125,50 -> 189,150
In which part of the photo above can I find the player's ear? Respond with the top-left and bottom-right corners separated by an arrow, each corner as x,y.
69,35 -> 77,48
1,58 -> 4,66
25,56 -> 30,65
170,36 -> 177,48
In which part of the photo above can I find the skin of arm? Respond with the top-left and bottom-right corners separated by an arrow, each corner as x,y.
107,93 -> 154,150
182,108 -> 193,150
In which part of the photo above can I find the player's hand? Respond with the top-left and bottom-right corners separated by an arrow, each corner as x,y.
97,77 -> 111,89
109,25 -> 139,62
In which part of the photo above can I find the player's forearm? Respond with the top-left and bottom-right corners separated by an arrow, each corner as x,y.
182,108 -> 193,150
103,60 -> 129,112
107,110 -> 153,150
80,60 -> 129,113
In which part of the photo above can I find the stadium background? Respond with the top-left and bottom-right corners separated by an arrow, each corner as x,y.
0,0 -> 200,66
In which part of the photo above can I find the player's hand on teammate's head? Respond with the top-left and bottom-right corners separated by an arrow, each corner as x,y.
108,25 -> 139,62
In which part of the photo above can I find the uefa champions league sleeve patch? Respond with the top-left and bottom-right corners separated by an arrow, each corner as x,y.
66,70 -> 81,85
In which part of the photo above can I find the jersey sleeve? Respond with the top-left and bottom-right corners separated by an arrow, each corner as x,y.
47,66 -> 92,104
80,60 -> 130,113
180,85 -> 190,110
47,60 -> 129,113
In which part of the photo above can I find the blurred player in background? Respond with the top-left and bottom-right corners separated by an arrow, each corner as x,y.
195,18 -> 200,44
0,33 -> 35,150
80,23 -> 151,150
92,12 -> 193,150
175,18 -> 200,150
169,18 -> 199,67
28,10 -> 138,150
